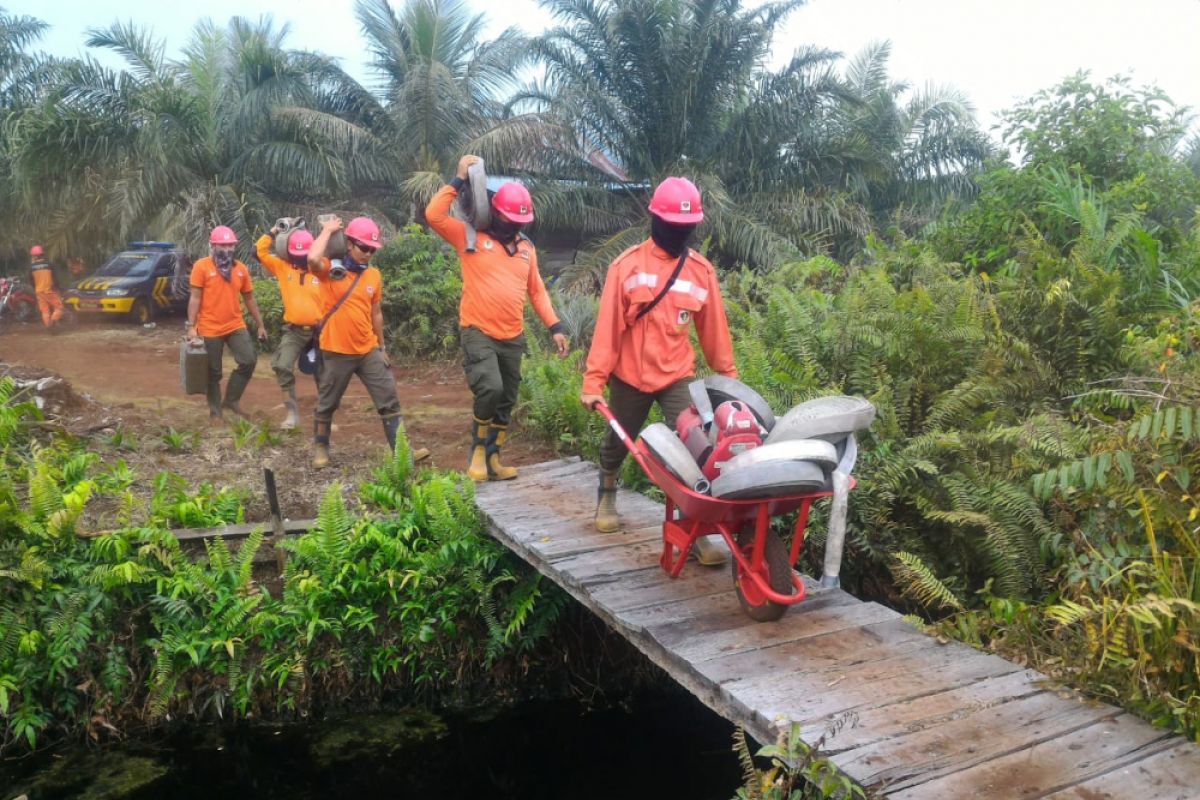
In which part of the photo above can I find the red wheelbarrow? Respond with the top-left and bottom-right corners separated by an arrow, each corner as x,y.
594,401 -> 855,622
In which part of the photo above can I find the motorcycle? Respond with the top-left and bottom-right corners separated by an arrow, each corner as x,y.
0,276 -> 37,329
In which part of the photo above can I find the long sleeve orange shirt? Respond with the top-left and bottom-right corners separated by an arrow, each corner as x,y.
583,240 -> 737,396
425,185 -> 561,341
255,235 -> 323,327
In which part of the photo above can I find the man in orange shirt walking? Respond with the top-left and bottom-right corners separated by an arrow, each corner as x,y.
426,155 -> 569,482
580,177 -> 738,564
187,226 -> 267,422
256,224 -> 320,429
28,245 -> 64,330
307,215 -> 424,468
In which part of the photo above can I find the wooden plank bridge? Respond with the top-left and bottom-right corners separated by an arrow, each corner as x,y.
474,457 -> 1200,799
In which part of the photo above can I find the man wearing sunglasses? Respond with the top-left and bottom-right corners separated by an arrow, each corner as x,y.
307,215 -> 421,468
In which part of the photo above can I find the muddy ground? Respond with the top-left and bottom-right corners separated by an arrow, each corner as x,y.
1,321 -> 559,525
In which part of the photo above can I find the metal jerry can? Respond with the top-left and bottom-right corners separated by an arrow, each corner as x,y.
180,338 -> 208,395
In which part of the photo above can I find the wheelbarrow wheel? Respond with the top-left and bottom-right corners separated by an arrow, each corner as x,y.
732,528 -> 795,622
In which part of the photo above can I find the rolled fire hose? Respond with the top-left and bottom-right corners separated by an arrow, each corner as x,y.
450,161 -> 491,252
820,433 -> 858,589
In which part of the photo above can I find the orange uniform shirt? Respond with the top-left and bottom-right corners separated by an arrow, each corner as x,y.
255,235 -> 322,327
425,185 -> 560,341
583,240 -> 737,396
190,257 -> 252,338
30,262 -> 58,295
312,260 -> 383,355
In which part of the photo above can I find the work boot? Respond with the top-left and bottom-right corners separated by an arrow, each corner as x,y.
281,393 -> 299,430
595,469 -> 619,532
485,423 -> 518,481
206,382 -> 223,422
312,419 -> 332,469
224,371 -> 250,416
693,534 -> 730,567
467,416 -> 490,482
381,416 -> 432,464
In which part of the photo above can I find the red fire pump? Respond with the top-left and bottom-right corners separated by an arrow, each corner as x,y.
676,400 -> 765,481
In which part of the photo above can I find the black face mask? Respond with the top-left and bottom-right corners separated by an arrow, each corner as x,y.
213,250 -> 235,281
650,217 -> 696,257
489,217 -> 523,244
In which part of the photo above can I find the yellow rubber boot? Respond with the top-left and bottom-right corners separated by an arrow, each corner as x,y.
595,469 -> 620,532
485,424 -> 518,481
467,416 -> 491,482
312,419 -> 332,469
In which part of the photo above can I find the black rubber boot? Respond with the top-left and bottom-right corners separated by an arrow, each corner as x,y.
206,382 -> 223,421
312,418 -> 332,468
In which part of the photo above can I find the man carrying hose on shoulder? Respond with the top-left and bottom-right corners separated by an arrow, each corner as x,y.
256,223 -> 320,429
579,177 -> 737,565
426,154 -> 569,483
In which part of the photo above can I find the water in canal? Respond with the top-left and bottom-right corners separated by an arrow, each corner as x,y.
2,687 -> 745,799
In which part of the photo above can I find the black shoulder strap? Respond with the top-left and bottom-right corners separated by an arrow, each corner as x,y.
316,269 -> 363,331
635,250 -> 689,321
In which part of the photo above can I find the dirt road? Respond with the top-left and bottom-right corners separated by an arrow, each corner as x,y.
1,322 -> 558,521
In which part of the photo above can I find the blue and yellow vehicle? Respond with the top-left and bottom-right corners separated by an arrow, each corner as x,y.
66,242 -> 191,324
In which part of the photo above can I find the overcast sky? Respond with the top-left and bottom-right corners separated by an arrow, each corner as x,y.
14,0 -> 1200,145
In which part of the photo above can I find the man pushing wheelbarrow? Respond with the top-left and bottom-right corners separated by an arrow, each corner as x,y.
579,176 -> 736,566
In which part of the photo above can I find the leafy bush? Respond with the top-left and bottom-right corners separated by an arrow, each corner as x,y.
0,394 -> 561,752
373,225 -> 462,360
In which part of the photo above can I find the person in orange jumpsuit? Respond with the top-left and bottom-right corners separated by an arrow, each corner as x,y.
580,177 -> 738,565
28,245 -> 64,329
187,226 -> 267,423
256,224 -> 321,429
426,155 -> 569,482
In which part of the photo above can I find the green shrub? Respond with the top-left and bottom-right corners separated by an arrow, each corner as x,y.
373,225 -> 462,360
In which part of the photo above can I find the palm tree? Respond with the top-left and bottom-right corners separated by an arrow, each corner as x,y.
829,41 -> 992,229
5,16 -> 394,259
355,0 -> 537,216
523,0 -> 874,285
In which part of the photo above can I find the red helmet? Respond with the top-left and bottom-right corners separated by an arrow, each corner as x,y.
492,183 -> 535,224
649,177 -> 704,224
210,225 -> 238,245
345,216 -> 381,249
287,230 -> 314,258
29,245 -> 44,257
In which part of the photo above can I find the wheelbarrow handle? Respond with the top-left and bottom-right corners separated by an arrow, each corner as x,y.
591,401 -> 654,472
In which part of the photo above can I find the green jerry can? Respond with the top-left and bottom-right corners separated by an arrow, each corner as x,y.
180,338 -> 208,395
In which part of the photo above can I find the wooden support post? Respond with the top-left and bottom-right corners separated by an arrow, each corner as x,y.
263,467 -> 287,573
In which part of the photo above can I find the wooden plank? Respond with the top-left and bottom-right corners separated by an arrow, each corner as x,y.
172,518 -> 309,541
832,690 -> 1119,790
536,524 -> 664,560
887,714 -> 1175,799
588,565 -> 740,613
646,599 -> 901,664
696,616 -> 931,687
618,576 -> 834,631
513,456 -> 581,476
816,668 -> 1048,754
727,641 -> 1024,741
1042,740 -> 1200,800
